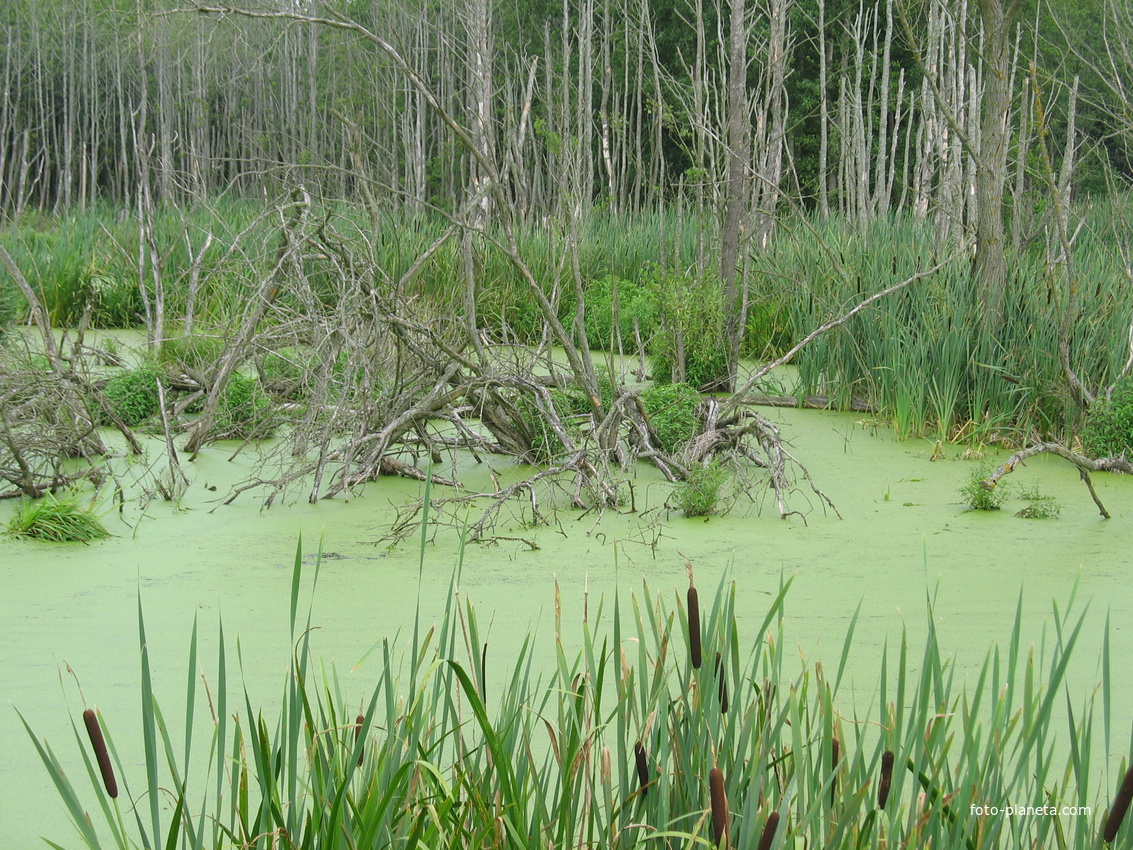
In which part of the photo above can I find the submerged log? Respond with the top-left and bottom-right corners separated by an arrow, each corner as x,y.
739,394 -> 875,413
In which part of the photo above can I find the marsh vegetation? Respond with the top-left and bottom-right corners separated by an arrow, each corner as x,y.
5,0 -> 1133,845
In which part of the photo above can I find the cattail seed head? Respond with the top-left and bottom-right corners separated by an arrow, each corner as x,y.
1105,762 -> 1133,842
756,811 -> 780,850
355,713 -> 365,767
635,741 -> 650,796
709,767 -> 729,847
715,652 -> 728,714
687,587 -> 702,669
878,749 -> 894,810
83,708 -> 117,799
830,737 -> 840,806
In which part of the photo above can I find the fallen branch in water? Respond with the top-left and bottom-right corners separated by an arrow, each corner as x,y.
981,442 -> 1133,518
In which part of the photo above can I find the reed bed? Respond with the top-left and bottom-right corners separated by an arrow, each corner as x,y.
19,529 -> 1132,849
760,211 -> 1133,443
4,200 -> 1133,443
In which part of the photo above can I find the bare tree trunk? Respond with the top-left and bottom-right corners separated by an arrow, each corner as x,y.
721,0 -> 749,389
972,0 -> 1018,326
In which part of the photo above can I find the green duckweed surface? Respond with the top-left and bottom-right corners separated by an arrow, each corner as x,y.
2,404 -> 1131,847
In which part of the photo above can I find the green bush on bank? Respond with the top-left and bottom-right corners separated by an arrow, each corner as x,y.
647,265 -> 730,389
582,275 -> 658,349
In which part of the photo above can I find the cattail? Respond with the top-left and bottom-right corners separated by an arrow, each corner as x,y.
878,749 -> 894,810
756,811 -> 780,850
709,767 -> 729,847
82,708 -> 117,798
687,586 -> 702,669
830,737 -> 840,807
1104,763 -> 1133,842
634,741 -> 650,796
354,713 -> 365,767
715,652 -> 728,714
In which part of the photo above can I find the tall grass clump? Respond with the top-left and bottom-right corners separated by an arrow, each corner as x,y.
960,464 -> 1010,510
5,490 -> 110,542
674,460 -> 730,517
22,525 -> 1127,849
754,210 -> 1133,443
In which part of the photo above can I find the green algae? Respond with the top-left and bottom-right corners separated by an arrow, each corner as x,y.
2,405 -> 1132,847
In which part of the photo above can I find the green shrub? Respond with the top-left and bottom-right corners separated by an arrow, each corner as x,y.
215,373 -> 276,439
582,275 -> 658,350
674,460 -> 729,517
640,382 -> 701,453
1015,486 -> 1061,519
646,266 -> 729,389
5,491 -> 110,542
1081,378 -> 1133,458
101,367 -> 162,426
959,465 -> 1008,511
742,300 -> 792,358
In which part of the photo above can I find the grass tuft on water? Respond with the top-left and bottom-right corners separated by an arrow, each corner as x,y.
5,491 -> 110,542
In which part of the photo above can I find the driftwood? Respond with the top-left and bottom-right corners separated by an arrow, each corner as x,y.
981,442 -> 1133,518
739,394 -> 875,413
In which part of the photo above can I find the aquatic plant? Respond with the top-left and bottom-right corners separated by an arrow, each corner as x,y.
5,491 -> 110,542
100,366 -> 162,426
1016,486 -> 1062,519
674,460 -> 730,517
960,465 -> 1009,511
21,534 -> 1128,849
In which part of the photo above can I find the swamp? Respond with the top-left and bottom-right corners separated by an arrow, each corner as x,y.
5,0 -> 1133,846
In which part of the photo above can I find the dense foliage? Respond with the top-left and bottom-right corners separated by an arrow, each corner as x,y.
1082,377 -> 1133,458
101,367 -> 162,427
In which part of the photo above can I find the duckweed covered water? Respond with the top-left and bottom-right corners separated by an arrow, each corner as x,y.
2,404 -> 1132,847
